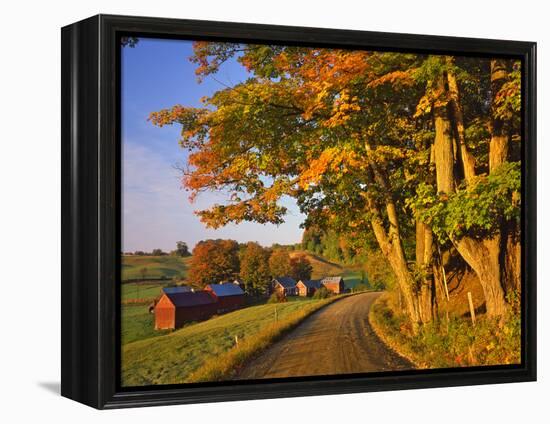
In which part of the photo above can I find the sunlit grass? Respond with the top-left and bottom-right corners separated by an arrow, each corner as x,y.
121,296 -> 346,386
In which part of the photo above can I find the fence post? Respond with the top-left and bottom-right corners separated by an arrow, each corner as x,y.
235,335 -> 239,346
467,291 -> 476,326
438,245 -> 450,301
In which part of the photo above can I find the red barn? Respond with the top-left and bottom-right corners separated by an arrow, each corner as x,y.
320,276 -> 346,294
296,279 -> 321,297
205,283 -> 245,313
271,277 -> 298,297
154,290 -> 217,330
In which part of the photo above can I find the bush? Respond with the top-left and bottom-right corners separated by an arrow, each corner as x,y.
370,294 -> 521,368
312,286 -> 331,299
267,292 -> 286,304
370,280 -> 385,291
353,283 -> 370,292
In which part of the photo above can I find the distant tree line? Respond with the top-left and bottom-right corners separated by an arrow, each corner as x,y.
189,239 -> 312,296
124,241 -> 191,257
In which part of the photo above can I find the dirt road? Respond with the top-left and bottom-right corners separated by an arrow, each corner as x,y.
235,292 -> 413,380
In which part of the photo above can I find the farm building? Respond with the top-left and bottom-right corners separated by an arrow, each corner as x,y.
162,286 -> 192,294
272,276 -> 298,296
320,276 -> 345,294
296,279 -> 322,297
232,279 -> 246,290
149,286 -> 194,313
154,290 -> 217,330
205,283 -> 246,313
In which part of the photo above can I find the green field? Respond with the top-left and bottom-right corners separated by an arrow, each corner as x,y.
121,255 -> 191,281
119,252 -> 367,378
341,269 -> 368,289
121,298 -> 328,386
121,282 -> 169,301
289,251 -> 366,289
122,304 -> 168,345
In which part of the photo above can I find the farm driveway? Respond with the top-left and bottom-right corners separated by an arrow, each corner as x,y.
235,292 -> 413,379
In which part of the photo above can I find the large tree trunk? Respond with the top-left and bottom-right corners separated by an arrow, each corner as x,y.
446,59 -> 476,183
416,221 -> 437,323
432,71 -> 508,318
501,222 -> 521,295
489,59 -> 511,172
363,160 -> 421,330
433,76 -> 456,194
368,206 -> 421,329
453,236 -> 508,316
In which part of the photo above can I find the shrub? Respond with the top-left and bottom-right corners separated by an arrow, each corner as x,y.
267,292 -> 286,304
370,280 -> 385,291
313,286 -> 331,299
370,294 -> 521,368
353,283 -> 370,292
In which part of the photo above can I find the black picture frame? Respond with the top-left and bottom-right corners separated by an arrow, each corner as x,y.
61,14 -> 537,409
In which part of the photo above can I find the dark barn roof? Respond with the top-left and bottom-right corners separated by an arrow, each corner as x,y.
164,291 -> 216,308
299,279 -> 322,289
162,286 -> 192,295
273,276 -> 297,288
206,283 -> 245,297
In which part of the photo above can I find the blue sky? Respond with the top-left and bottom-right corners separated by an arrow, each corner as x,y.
122,38 -> 305,252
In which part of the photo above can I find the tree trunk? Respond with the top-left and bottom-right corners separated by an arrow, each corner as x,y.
362,162 -> 421,330
431,71 -> 508,318
489,59 -> 511,172
416,221 -> 437,323
501,222 -> 521,295
446,58 -> 476,183
453,236 -> 508,317
433,77 -> 455,194
369,211 -> 421,330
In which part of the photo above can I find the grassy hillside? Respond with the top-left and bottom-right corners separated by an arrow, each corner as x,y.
121,282 -> 169,301
121,304 -> 171,345
289,250 -> 367,289
121,298 -> 330,386
121,255 -> 191,281
289,250 -> 343,279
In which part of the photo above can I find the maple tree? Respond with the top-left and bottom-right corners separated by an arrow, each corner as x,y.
289,254 -> 313,282
188,239 -> 240,286
150,43 -> 520,328
239,242 -> 271,295
268,249 -> 293,278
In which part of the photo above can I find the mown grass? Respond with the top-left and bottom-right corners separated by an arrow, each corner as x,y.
121,255 -> 191,281
290,251 -> 344,279
121,304 -> 170,345
341,269 -> 367,289
369,293 -> 521,368
187,295 -> 346,383
289,250 -> 365,291
121,295 -> 346,386
121,282 -> 169,302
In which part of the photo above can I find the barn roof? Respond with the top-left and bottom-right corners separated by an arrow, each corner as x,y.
321,276 -> 344,284
207,283 -> 245,297
164,291 -> 216,307
162,286 -> 192,294
299,279 -> 322,289
273,276 -> 297,288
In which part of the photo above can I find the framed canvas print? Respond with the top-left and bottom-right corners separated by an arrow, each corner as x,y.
61,14 -> 536,409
